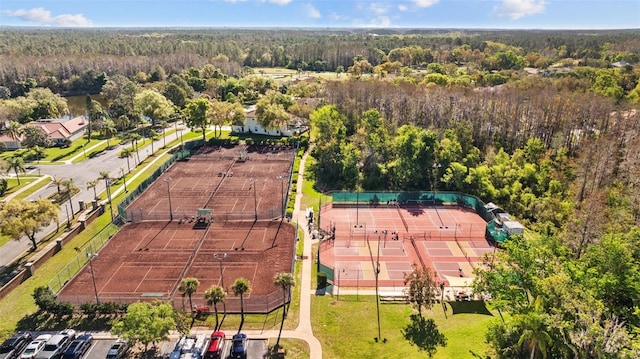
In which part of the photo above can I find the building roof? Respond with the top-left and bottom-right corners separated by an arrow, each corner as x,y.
27,116 -> 88,140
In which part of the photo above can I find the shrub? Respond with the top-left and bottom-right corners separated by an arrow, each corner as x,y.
0,179 -> 7,196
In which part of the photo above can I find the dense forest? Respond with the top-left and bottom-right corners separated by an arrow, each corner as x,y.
1,28 -> 639,358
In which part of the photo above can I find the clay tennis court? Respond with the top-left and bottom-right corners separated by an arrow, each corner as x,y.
318,200 -> 493,291
58,144 -> 297,313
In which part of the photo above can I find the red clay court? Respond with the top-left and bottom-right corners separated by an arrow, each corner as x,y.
58,144 -> 297,313
317,195 -> 494,295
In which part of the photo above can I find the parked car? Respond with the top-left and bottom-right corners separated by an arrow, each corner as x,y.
19,335 -> 51,359
0,332 -> 32,359
230,334 -> 247,359
204,332 -> 225,359
34,334 -> 70,359
105,340 -> 128,359
61,334 -> 92,359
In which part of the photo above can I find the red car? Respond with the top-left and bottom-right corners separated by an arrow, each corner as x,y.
204,332 -> 225,359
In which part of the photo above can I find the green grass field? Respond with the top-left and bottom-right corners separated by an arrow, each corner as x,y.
311,295 -> 494,359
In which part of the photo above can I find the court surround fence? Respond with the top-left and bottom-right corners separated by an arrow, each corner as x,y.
48,224 -> 119,294
330,191 -> 494,223
320,191 -> 495,296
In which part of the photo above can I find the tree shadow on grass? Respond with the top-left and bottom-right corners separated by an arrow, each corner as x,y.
16,311 -> 114,332
402,314 -> 447,358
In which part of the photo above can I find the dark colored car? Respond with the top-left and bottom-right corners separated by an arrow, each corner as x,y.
0,332 -> 32,359
230,334 -> 247,359
105,340 -> 128,359
204,332 -> 225,359
61,334 -> 92,359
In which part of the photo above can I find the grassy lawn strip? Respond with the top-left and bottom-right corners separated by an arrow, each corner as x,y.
299,155 -> 331,215
311,295 -> 494,359
12,176 -> 51,201
0,177 -> 39,200
267,338 -> 309,359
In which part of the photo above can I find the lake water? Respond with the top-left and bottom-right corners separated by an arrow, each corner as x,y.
64,94 -> 107,116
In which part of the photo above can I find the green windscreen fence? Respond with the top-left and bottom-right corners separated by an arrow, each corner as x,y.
331,191 -> 494,223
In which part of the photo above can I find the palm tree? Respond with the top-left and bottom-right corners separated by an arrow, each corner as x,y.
102,119 -> 117,148
129,133 -> 142,165
204,285 -> 227,331
120,147 -> 133,174
86,179 -> 99,200
31,145 -> 46,162
99,171 -> 113,221
273,272 -> 296,350
148,129 -> 157,155
159,120 -> 168,148
515,297 -> 553,359
231,278 -> 252,324
6,121 -> 23,142
6,156 -> 26,185
178,277 -> 200,313
62,178 -> 76,218
51,176 -> 64,194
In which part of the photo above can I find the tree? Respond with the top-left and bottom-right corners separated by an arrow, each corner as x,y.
178,277 -> 200,313
102,119 -> 117,148
128,133 -> 142,165
100,171 -> 113,220
204,285 -> 227,331
21,126 -> 52,148
513,298 -> 553,359
6,156 -> 26,185
62,178 -> 76,218
6,121 -> 23,142
403,264 -> 438,318
231,277 -> 252,323
119,147 -> 133,173
86,179 -> 99,200
85,95 -> 104,142
0,199 -> 58,250
111,301 -> 176,352
273,272 -> 296,350
134,89 -> 175,126
183,97 -> 211,141
255,91 -> 293,131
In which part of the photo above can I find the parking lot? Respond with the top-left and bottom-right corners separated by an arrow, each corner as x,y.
4,330 -> 267,359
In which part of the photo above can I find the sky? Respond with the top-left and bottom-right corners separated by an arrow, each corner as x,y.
0,0 -> 638,29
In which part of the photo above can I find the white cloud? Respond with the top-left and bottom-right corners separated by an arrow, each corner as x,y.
493,0 -> 547,19
354,15 -> 392,28
370,3 -> 390,16
2,7 -> 92,27
224,0 -> 247,3
398,5 -> 408,12
413,0 -> 440,8
305,3 -> 321,18
267,0 -> 292,5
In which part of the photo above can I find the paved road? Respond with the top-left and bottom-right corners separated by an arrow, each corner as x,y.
0,125 -> 189,270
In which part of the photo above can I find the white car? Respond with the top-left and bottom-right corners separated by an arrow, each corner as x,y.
19,337 -> 48,359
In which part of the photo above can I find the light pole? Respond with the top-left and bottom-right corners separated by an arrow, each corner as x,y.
164,177 -> 173,221
213,253 -> 227,289
375,234 -> 382,342
250,178 -> 257,221
87,253 -> 100,305
277,175 -> 287,217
